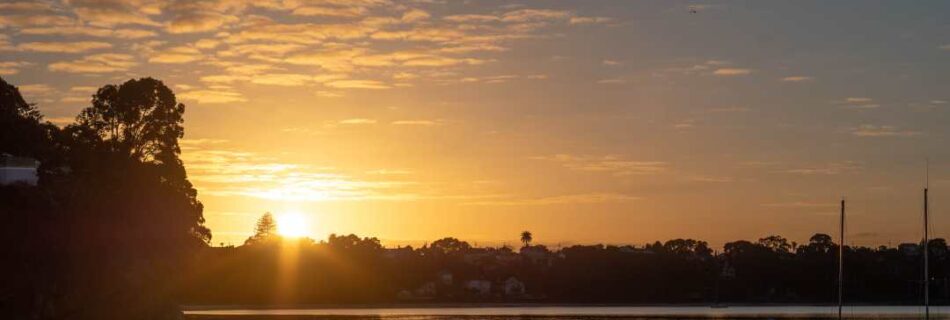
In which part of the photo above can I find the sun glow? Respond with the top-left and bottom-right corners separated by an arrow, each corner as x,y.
276,213 -> 310,238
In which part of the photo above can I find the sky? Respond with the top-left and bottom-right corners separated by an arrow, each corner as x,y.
2,0 -> 950,249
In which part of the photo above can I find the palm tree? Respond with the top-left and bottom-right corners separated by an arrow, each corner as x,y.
520,230 -> 533,248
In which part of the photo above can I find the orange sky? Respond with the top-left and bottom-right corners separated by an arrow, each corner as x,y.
3,1 -> 950,248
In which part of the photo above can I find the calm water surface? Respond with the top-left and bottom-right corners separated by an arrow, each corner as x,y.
185,306 -> 950,319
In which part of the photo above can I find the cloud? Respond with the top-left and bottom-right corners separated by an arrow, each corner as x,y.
597,78 -> 626,84
712,68 -> 752,76
391,120 -> 442,126
534,154 -> 669,176
465,193 -> 640,206
0,61 -> 31,75
781,76 -> 812,82
66,0 -> 162,27
250,73 -> 316,86
178,89 -> 247,104
761,201 -> 837,208
166,11 -> 239,34
20,26 -> 157,39
502,9 -> 571,22
149,46 -> 204,63
338,118 -> 378,125
401,9 -> 430,23
602,60 -> 622,66
781,161 -> 861,175
325,79 -> 391,89
17,84 -> 55,96
569,16 -> 612,25
839,97 -> 879,109
292,6 -> 367,17
16,41 -> 112,53
49,53 -> 137,73
181,142 -> 416,202
850,124 -> 921,137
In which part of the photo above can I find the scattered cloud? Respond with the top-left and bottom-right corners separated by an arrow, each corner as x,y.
325,79 -> 391,89
597,78 -> 626,84
533,154 -> 669,176
465,193 -> 639,206
17,84 -> 55,96
338,118 -> 378,125
178,89 -> 247,104
761,201 -> 837,208
391,120 -> 443,126
16,41 -> 112,53
781,161 -> 862,175
149,46 -> 204,64
0,61 -> 31,75
48,53 -> 137,73
712,68 -> 752,76
850,124 -> 921,137
781,76 -> 812,82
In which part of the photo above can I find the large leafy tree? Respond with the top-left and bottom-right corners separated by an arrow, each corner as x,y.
76,77 -> 184,167
1,77 -> 211,319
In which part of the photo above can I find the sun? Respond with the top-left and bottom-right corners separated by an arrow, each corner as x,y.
276,212 -> 310,238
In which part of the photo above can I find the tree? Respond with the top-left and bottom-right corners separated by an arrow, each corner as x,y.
245,212 -> 278,245
75,77 -> 184,167
758,235 -> 792,254
521,230 -> 533,248
430,237 -> 471,255
0,77 -> 53,158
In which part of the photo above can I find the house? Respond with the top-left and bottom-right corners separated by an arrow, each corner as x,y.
0,154 -> 38,186
503,277 -> 526,297
464,279 -> 492,296
437,270 -> 453,286
520,245 -> 552,265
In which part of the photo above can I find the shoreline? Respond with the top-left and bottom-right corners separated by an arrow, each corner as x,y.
182,302 -> 939,310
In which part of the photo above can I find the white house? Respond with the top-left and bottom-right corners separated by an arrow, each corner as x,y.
0,154 -> 38,186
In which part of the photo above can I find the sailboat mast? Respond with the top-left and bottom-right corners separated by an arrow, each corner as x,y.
924,187 -> 929,319
838,199 -> 845,320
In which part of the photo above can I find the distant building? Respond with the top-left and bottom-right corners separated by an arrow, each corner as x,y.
520,245 -> 552,265
437,270 -> 453,286
503,277 -> 526,297
0,154 -> 38,186
464,279 -> 492,296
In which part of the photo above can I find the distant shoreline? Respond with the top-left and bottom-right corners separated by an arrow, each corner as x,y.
182,302 -> 933,310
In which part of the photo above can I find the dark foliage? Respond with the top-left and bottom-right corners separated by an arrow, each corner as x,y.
180,231 -> 949,306
0,77 -> 209,320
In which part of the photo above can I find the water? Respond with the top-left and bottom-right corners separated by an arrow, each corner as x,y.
185,305 -> 950,319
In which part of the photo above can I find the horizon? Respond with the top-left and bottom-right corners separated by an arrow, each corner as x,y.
2,0 -> 949,249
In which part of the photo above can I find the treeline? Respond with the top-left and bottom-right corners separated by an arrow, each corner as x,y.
182,213 -> 947,306
0,77 -> 210,320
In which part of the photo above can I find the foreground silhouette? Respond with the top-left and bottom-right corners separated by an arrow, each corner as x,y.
180,213 -> 947,306
0,77 -> 209,319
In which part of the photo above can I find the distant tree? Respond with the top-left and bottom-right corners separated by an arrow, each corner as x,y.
245,212 -> 277,245
805,233 -> 835,254
758,235 -> 792,254
430,237 -> 471,255
521,230 -> 533,248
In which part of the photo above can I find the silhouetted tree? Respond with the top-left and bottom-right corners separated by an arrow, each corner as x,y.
0,77 -> 54,158
244,212 -> 278,245
521,230 -> 533,248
